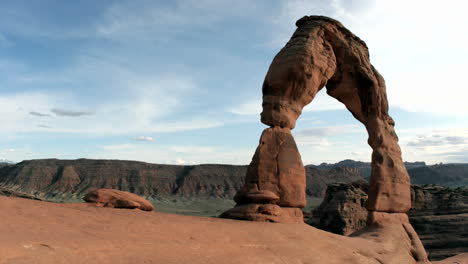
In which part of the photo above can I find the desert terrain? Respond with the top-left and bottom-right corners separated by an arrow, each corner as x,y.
4,196 -> 466,264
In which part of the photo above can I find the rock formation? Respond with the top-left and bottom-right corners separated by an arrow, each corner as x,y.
0,186 -> 43,201
308,180 -> 369,235
221,15 -> 428,263
223,15 -> 410,220
83,189 -> 154,211
309,182 -> 468,260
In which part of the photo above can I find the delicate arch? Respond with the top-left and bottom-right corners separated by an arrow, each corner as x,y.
222,16 -> 411,224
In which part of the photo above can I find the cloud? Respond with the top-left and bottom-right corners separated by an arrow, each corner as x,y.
173,158 -> 196,165
229,92 -> 344,116
29,111 -> 51,117
408,135 -> 467,147
400,129 -> 468,164
37,124 -> 52,129
96,0 -> 268,42
296,125 -> 358,138
51,108 -> 94,117
227,100 -> 261,115
96,143 -> 253,165
133,136 -> 155,142
169,146 -> 214,153
3,148 -> 15,152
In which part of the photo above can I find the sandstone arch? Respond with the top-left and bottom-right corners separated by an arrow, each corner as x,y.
221,16 -> 411,223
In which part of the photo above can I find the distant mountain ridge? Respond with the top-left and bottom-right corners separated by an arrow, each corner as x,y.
311,159 -> 467,187
0,158 -> 466,202
310,159 -> 427,178
0,159 -> 363,201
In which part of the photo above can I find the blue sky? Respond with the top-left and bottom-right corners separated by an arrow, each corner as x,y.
1,0 -> 467,165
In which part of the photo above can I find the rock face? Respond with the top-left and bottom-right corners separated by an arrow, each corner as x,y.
309,182 -> 468,260
83,189 -> 154,211
0,158 -> 363,201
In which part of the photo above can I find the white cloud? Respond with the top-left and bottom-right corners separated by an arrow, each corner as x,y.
227,100 -> 261,115
272,0 -> 468,114
169,146 -> 214,153
29,111 -> 51,117
228,92 -> 344,116
51,108 -> 94,117
173,158 -> 196,165
95,143 -> 253,165
400,128 -> 468,164
93,0 -> 268,48
133,136 -> 155,142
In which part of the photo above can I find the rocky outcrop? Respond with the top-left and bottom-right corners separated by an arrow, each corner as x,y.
83,189 -> 154,211
0,186 -> 42,201
0,158 -> 363,201
308,180 -> 368,235
309,182 -> 468,260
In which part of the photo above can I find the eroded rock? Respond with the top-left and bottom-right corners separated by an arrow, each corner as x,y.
83,188 -> 154,211
225,15 -> 412,224
233,127 -> 306,208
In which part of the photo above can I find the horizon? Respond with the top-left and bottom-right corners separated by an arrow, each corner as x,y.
1,0 -> 467,165
0,157 -> 461,167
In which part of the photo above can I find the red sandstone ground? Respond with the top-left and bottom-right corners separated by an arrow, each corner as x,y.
1,196 -> 466,264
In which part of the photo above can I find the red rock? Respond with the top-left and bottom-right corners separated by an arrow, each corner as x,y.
227,16 -> 411,224
83,189 -> 154,211
220,203 -> 304,223
234,127 -> 306,208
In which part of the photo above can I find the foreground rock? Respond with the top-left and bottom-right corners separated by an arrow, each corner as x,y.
83,189 -> 154,211
0,196 -> 439,264
309,182 -> 468,260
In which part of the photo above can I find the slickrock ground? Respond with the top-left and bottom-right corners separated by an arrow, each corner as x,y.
1,196 -> 429,264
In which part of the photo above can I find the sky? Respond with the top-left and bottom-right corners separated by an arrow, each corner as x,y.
1,0 -> 467,165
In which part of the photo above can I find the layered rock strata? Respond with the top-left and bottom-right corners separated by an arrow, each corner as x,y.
0,159 -> 363,201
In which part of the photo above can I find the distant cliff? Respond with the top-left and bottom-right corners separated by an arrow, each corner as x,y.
409,164 -> 468,187
311,159 -> 467,187
0,159 -> 363,201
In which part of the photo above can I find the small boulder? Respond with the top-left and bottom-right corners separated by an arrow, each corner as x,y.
83,189 -> 154,211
